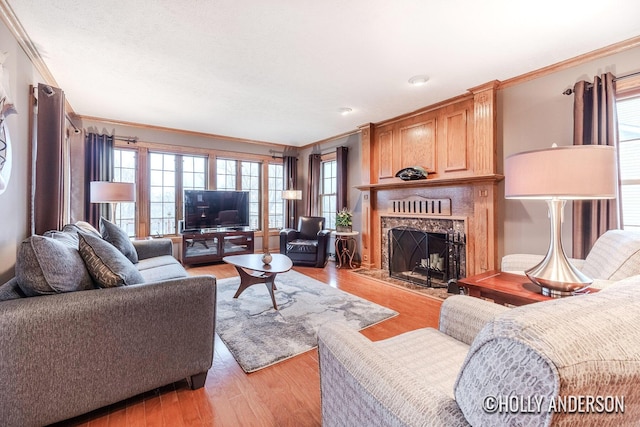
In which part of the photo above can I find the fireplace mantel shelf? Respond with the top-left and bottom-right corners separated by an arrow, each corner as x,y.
355,174 -> 504,191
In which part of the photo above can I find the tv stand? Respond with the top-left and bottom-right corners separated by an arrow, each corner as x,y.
181,229 -> 254,266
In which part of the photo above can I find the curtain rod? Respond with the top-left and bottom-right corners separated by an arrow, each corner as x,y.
268,149 -> 298,160
562,70 -> 640,95
115,136 -> 138,144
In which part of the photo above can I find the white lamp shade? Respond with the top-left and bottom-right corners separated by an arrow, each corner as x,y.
90,181 -> 136,203
282,189 -> 302,200
505,145 -> 617,200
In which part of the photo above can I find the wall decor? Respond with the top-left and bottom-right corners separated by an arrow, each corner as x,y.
0,51 -> 18,195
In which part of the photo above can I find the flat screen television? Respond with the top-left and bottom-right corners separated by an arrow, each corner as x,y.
183,190 -> 250,231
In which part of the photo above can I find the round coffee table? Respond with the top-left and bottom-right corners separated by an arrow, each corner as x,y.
222,253 -> 293,310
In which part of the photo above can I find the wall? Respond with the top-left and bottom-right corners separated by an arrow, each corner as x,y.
0,19 -> 43,283
500,45 -> 640,258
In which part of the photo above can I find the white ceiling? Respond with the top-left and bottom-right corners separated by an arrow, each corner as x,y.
6,0 -> 640,146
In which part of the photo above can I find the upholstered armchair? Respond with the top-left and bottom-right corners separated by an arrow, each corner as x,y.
280,216 -> 330,267
502,229 -> 640,290
318,275 -> 640,426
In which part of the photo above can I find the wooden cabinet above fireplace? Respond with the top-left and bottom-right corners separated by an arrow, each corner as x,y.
357,81 -> 501,276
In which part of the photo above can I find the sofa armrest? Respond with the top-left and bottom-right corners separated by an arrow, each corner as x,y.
0,276 -> 216,427
438,295 -> 511,345
318,322 -> 468,427
501,254 -> 585,274
279,228 -> 298,253
500,254 -> 544,273
133,238 -> 173,260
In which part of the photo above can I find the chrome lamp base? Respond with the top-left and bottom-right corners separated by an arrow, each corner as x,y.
525,199 -> 593,298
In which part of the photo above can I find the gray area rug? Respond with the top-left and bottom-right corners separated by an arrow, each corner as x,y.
216,270 -> 398,373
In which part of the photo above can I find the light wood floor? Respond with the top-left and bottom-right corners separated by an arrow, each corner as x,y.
57,262 -> 443,427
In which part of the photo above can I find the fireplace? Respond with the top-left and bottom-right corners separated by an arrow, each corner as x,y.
381,216 -> 466,286
388,227 -> 464,287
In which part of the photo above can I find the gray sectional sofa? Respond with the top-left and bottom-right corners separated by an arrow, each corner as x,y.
0,221 -> 216,427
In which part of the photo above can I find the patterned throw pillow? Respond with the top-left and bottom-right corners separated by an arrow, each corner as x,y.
16,235 -> 95,296
100,217 -> 138,264
78,232 -> 145,288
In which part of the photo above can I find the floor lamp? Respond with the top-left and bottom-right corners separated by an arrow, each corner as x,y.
505,145 -> 617,297
282,180 -> 302,229
90,181 -> 136,223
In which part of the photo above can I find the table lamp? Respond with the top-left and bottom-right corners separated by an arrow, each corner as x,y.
505,144 -> 617,297
90,181 -> 136,221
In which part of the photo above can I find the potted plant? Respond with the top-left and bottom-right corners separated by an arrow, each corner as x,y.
336,207 -> 353,232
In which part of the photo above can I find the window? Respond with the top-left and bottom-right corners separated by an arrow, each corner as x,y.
216,158 -> 262,230
617,95 -> 640,230
183,155 -> 206,191
114,143 -> 280,237
216,158 -> 237,190
241,161 -> 261,230
268,163 -> 284,229
113,149 -> 137,237
149,153 -> 176,236
320,159 -> 337,229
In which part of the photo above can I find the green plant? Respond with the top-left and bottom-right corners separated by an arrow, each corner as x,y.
336,207 -> 353,227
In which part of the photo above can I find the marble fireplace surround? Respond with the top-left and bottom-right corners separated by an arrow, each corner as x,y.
381,215 -> 467,280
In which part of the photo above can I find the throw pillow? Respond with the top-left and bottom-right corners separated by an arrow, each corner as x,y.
16,235 -> 95,296
100,217 -> 139,264
43,229 -> 80,249
78,232 -> 145,288
74,220 -> 102,237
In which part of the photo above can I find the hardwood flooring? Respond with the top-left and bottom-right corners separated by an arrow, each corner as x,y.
56,263 -> 443,427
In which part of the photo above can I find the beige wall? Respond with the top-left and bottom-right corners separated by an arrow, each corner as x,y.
500,45 -> 640,258
0,19 -> 43,283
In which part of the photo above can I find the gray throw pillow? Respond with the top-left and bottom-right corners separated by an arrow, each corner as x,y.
43,229 -> 80,249
16,235 -> 95,297
78,232 -> 145,288
0,279 -> 27,301
100,217 -> 138,264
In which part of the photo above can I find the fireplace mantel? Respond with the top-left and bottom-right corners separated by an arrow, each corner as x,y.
355,174 -> 503,191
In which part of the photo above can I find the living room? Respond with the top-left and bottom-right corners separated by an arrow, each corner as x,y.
2,1 -> 640,426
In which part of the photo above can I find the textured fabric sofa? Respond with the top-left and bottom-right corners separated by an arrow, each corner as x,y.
318,275 -> 640,426
501,229 -> 640,289
0,224 -> 216,427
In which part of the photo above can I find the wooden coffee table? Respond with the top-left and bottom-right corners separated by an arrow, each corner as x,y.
222,253 -> 293,310
458,270 -> 553,306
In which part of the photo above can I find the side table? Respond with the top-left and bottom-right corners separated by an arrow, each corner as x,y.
458,270 -> 552,306
332,231 -> 359,269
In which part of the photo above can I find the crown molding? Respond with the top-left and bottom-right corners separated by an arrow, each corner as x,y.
76,114 -> 289,148
499,35 -> 640,90
0,1 -> 58,87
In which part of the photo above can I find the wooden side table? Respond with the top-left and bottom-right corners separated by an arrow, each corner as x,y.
458,270 -> 552,306
332,231 -> 359,269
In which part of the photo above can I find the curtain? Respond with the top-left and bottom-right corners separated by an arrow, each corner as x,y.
34,84 -> 65,235
85,133 -> 114,228
572,72 -> 621,258
283,155 -> 298,229
336,146 -> 348,211
306,153 -> 322,216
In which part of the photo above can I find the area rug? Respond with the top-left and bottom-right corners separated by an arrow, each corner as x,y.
216,270 -> 398,373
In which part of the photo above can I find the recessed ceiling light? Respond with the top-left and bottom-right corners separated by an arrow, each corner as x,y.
408,75 -> 429,86
338,107 -> 353,115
